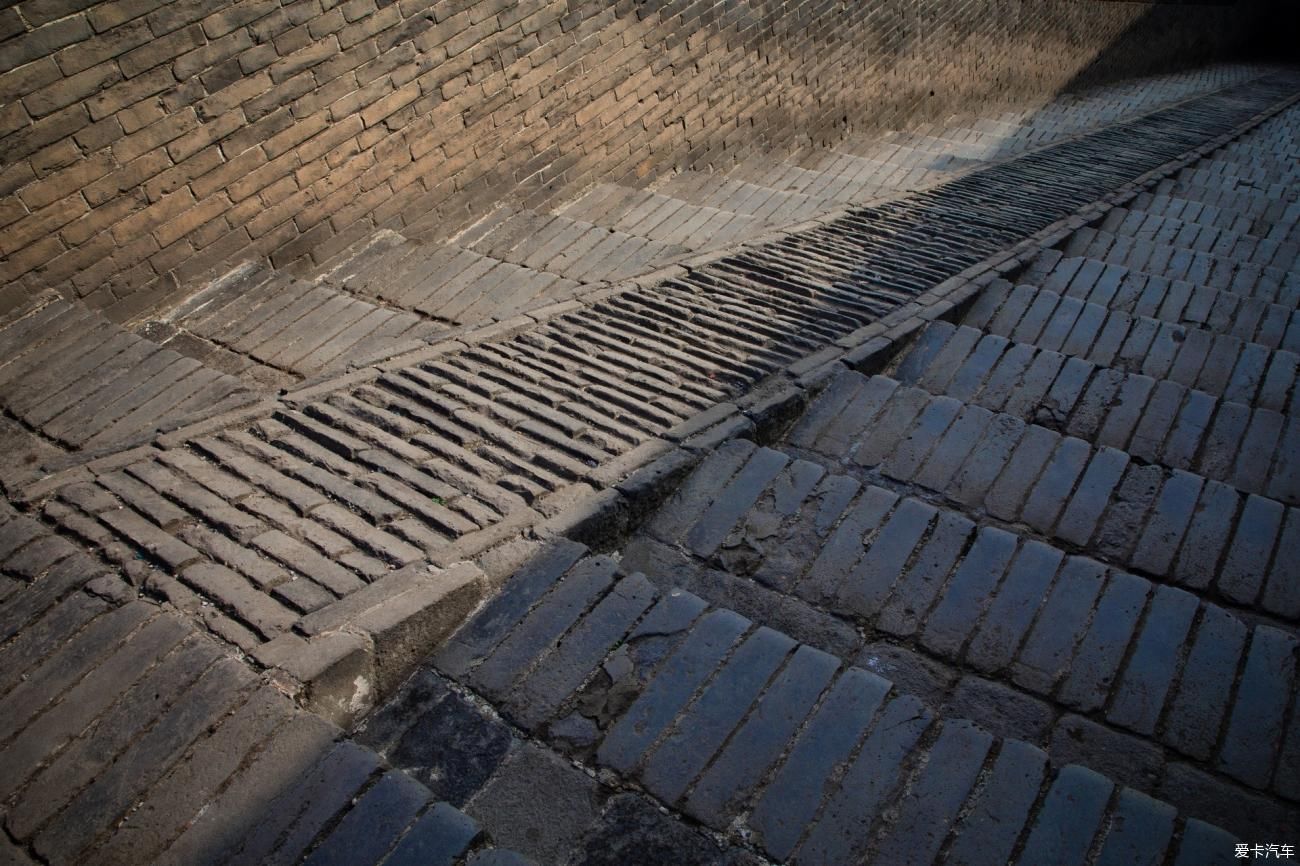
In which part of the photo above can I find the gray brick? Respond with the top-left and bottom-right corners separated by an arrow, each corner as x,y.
966,540 -> 1063,674
0,612 -> 190,800
810,375 -> 898,458
984,423 -> 1058,521
381,802 -> 478,866
687,446 -> 789,557
976,342 -> 1038,411
34,659 -> 255,865
1107,584 -> 1198,735
950,414 -> 1027,507
1012,556 -> 1106,694
0,601 -> 153,743
302,770 -> 429,866
799,485 -> 896,604
1128,380 -> 1185,462
747,667 -> 889,862
1130,470 -> 1203,577
5,632 -> 224,841
230,740 -> 380,866
509,573 -> 659,731
683,644 -> 839,829
944,740 -> 1048,866
1003,350 -> 1065,421
1022,436 -> 1092,533
1215,494 -> 1283,606
1055,446 -> 1129,545
863,712 -> 993,863
892,321 -> 956,384
838,497 -> 935,617
436,539 -> 586,678
852,385 -> 933,468
1162,389 -> 1216,470
875,509 -> 974,638
469,555 -> 617,699
1172,818 -> 1237,866
1174,481 -> 1240,591
648,440 -> 756,542
880,395 -> 962,481
1217,626 -> 1297,789
1094,788 -> 1176,866
1261,509 -> 1300,618
1015,765 -> 1113,866
947,334 -> 1010,402
597,607 -> 749,773
920,526 -> 1018,658
1163,605 -> 1248,761
794,694 -> 934,866
912,404 -> 994,491
641,626 -> 794,804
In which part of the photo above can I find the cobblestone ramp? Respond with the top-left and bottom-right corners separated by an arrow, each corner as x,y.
338,82 -> 1300,865
0,503 -> 531,866
33,77 -> 1300,664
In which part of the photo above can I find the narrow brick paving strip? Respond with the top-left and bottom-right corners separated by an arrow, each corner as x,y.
0,502 -> 531,866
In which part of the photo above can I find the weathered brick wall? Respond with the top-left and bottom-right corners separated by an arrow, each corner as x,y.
0,0 -> 1269,321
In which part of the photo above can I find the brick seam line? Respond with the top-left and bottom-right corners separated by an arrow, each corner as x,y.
5,69 -> 1286,497
8,80 -> 1300,729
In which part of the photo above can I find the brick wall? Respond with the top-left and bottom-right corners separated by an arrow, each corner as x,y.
0,0 -> 1268,322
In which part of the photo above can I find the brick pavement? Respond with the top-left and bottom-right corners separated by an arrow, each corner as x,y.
351,80 -> 1300,864
0,501 -> 529,865
0,69 -> 1296,864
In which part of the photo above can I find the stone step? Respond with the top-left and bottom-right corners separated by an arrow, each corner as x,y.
410,536 -> 1263,857
319,229 -> 586,326
962,280 -> 1300,414
0,294 -> 254,453
789,369 -> 1299,621
1155,176 -> 1296,212
556,183 -> 768,248
890,320 -> 1299,505
652,170 -> 828,222
162,263 -> 441,379
1176,160 -> 1300,193
1016,251 -> 1300,347
1098,205 -> 1290,252
360,621 -> 766,865
1136,188 -> 1300,230
626,439 -> 1300,819
1065,223 -> 1298,278
1123,193 -> 1299,241
0,547 -> 512,866
459,207 -> 692,284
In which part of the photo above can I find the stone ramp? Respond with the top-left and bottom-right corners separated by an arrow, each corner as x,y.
0,502 -> 529,866
349,86 -> 1299,863
365,534 -> 1241,866
0,66 -> 1296,866
15,68 -> 1297,710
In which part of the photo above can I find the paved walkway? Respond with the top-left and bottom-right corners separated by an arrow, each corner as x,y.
0,67 -> 1295,865
0,63 -> 1275,488
365,86 -> 1300,863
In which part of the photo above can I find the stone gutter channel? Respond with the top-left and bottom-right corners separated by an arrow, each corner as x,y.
12,73 -> 1300,727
